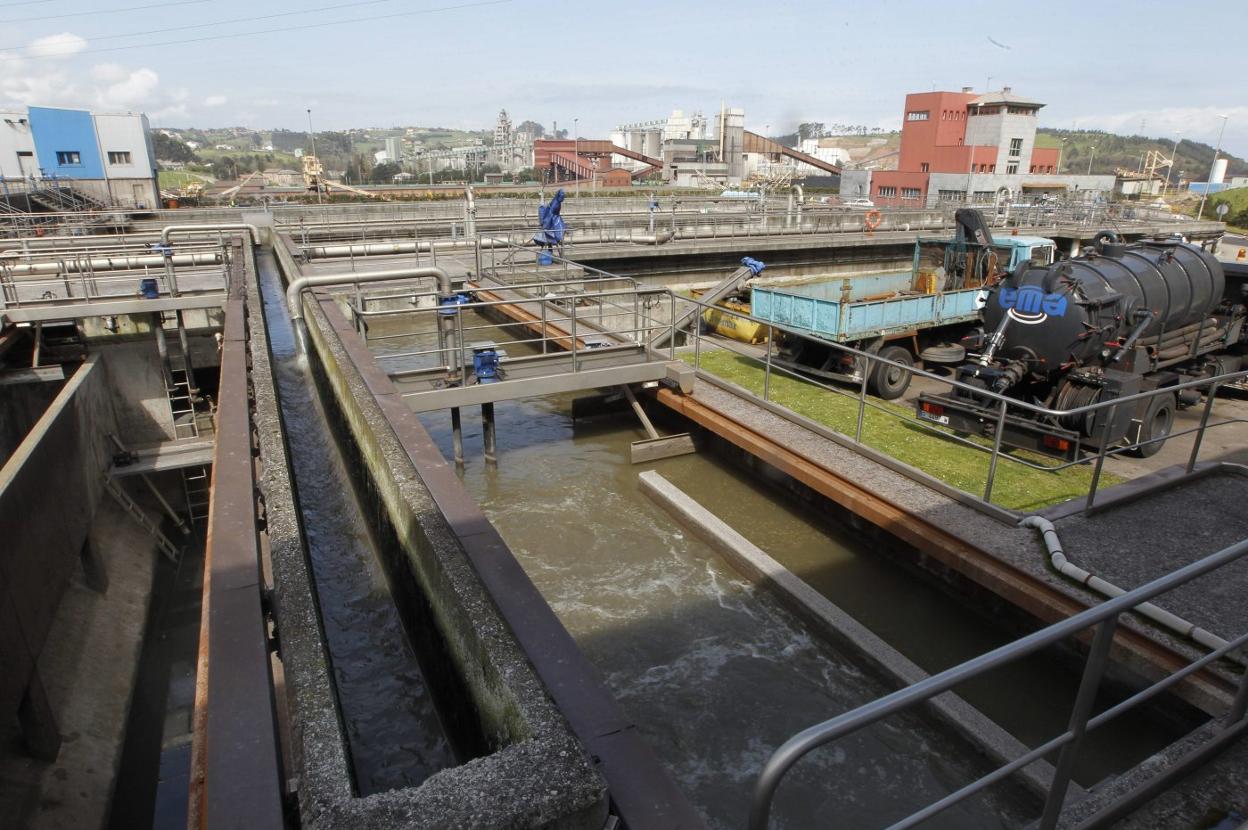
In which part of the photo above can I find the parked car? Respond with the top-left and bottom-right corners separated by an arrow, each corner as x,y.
843,198 -> 875,209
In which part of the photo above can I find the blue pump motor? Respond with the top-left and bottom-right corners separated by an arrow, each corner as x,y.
537,251 -> 554,266
139,278 -> 160,299
472,345 -> 500,383
438,293 -> 472,315
740,257 -> 766,276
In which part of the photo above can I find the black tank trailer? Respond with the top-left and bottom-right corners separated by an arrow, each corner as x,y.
916,232 -> 1248,460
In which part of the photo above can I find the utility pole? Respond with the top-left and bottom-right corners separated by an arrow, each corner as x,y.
1198,114 -> 1230,220
307,108 -> 322,205
574,117 -> 580,198
1086,144 -> 1096,176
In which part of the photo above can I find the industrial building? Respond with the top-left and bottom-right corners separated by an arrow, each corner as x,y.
0,106 -> 159,209
843,88 -> 1115,208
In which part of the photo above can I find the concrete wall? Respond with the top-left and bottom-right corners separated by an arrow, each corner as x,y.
0,357 -> 120,732
0,379 -> 64,467
0,111 -> 36,181
98,341 -> 175,445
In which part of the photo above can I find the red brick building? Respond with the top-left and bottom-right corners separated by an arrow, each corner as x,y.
856,88 -> 1068,208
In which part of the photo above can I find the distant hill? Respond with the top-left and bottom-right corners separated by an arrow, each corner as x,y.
775,127 -> 1246,181
1035,129 -> 1247,179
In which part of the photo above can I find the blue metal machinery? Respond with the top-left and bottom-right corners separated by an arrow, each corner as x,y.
533,189 -> 566,253
471,343 -> 502,383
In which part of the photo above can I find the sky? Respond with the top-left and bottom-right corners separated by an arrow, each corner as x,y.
0,0 -> 1245,157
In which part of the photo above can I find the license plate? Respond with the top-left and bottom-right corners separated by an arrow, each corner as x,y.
917,410 -> 950,425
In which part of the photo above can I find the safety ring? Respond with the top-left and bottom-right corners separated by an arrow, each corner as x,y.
864,209 -> 882,230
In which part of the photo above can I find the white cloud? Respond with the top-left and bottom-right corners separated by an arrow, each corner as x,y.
91,63 -> 128,83
92,67 -> 160,109
203,94 -> 227,107
27,32 -> 87,59
1074,105 -> 1248,154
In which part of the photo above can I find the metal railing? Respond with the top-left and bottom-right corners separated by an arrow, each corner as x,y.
675,292 -> 1248,514
353,279 -> 677,384
748,535 -> 1248,830
0,235 -> 238,309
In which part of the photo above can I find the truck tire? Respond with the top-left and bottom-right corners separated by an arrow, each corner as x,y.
870,345 -> 914,400
1128,391 -> 1176,458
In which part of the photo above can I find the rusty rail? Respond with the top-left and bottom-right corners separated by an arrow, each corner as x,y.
188,243 -> 284,829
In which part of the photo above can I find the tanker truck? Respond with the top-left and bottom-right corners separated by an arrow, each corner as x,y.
916,232 -> 1248,460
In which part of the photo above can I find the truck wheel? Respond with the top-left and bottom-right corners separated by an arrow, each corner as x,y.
870,345 -> 914,400
1129,392 -> 1176,458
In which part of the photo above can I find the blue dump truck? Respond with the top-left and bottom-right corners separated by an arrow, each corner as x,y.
750,211 -> 1056,399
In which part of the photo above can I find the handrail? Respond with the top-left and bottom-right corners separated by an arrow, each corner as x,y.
749,535 -> 1248,830
285,266 -> 454,355
160,223 -> 261,246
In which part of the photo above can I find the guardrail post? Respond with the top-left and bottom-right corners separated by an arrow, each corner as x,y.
764,327 -> 773,401
1186,381 -> 1220,474
855,358 -> 869,443
1039,616 -> 1119,830
668,292 -> 676,360
570,300 -> 578,371
1085,403 -> 1119,514
694,309 -> 702,370
983,397 -> 1009,503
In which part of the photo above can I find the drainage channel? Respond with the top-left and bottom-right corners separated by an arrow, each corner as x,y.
256,254 -> 460,794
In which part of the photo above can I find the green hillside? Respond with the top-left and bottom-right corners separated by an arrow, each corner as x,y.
1035,129 -> 1247,179
1202,187 -> 1248,228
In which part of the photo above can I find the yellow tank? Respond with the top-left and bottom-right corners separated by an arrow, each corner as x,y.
701,299 -> 769,344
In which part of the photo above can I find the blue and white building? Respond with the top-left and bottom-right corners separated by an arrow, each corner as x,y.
0,106 -> 159,208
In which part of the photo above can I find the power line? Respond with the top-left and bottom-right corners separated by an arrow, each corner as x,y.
0,0 -> 398,53
0,0 -> 50,7
2,0 -> 511,62
0,0 -> 207,26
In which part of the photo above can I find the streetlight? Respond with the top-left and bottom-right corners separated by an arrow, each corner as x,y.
1086,144 -> 1096,176
1057,137 -> 1067,174
573,117 -> 581,197
1198,114 -> 1230,220
307,108 -> 322,205
1164,131 -> 1182,194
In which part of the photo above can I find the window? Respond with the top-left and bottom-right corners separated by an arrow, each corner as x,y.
1009,138 -> 1023,157
107,151 -> 132,165
900,187 -> 922,199
920,162 -> 929,173
877,185 -> 897,198
1006,162 -> 1019,174
56,151 -> 81,165
906,111 -> 929,122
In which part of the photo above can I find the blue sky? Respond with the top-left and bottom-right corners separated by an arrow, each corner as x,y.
0,0 -> 1244,156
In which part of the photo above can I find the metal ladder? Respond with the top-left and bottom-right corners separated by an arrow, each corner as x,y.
158,313 -> 201,441
102,473 -> 179,562
182,464 -> 211,525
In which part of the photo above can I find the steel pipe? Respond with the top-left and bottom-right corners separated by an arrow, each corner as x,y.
160,223 -> 260,246
1019,516 -> 1242,662
285,266 -> 455,357
0,252 -> 223,275
303,235 -> 518,259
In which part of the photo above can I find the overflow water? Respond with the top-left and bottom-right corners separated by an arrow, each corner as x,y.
256,254 -> 456,794
413,394 -> 1029,829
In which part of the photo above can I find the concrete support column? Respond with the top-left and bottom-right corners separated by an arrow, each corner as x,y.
482,402 -> 497,464
451,407 -> 464,466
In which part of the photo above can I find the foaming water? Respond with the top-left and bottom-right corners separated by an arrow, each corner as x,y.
413,394 -> 1026,829
256,254 -> 454,794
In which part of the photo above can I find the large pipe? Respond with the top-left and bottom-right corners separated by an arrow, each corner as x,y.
464,185 -> 477,238
285,266 -> 455,358
787,184 -> 804,229
160,223 -> 260,246
1019,516 -> 1242,663
303,235 -> 518,259
0,252 -> 223,275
